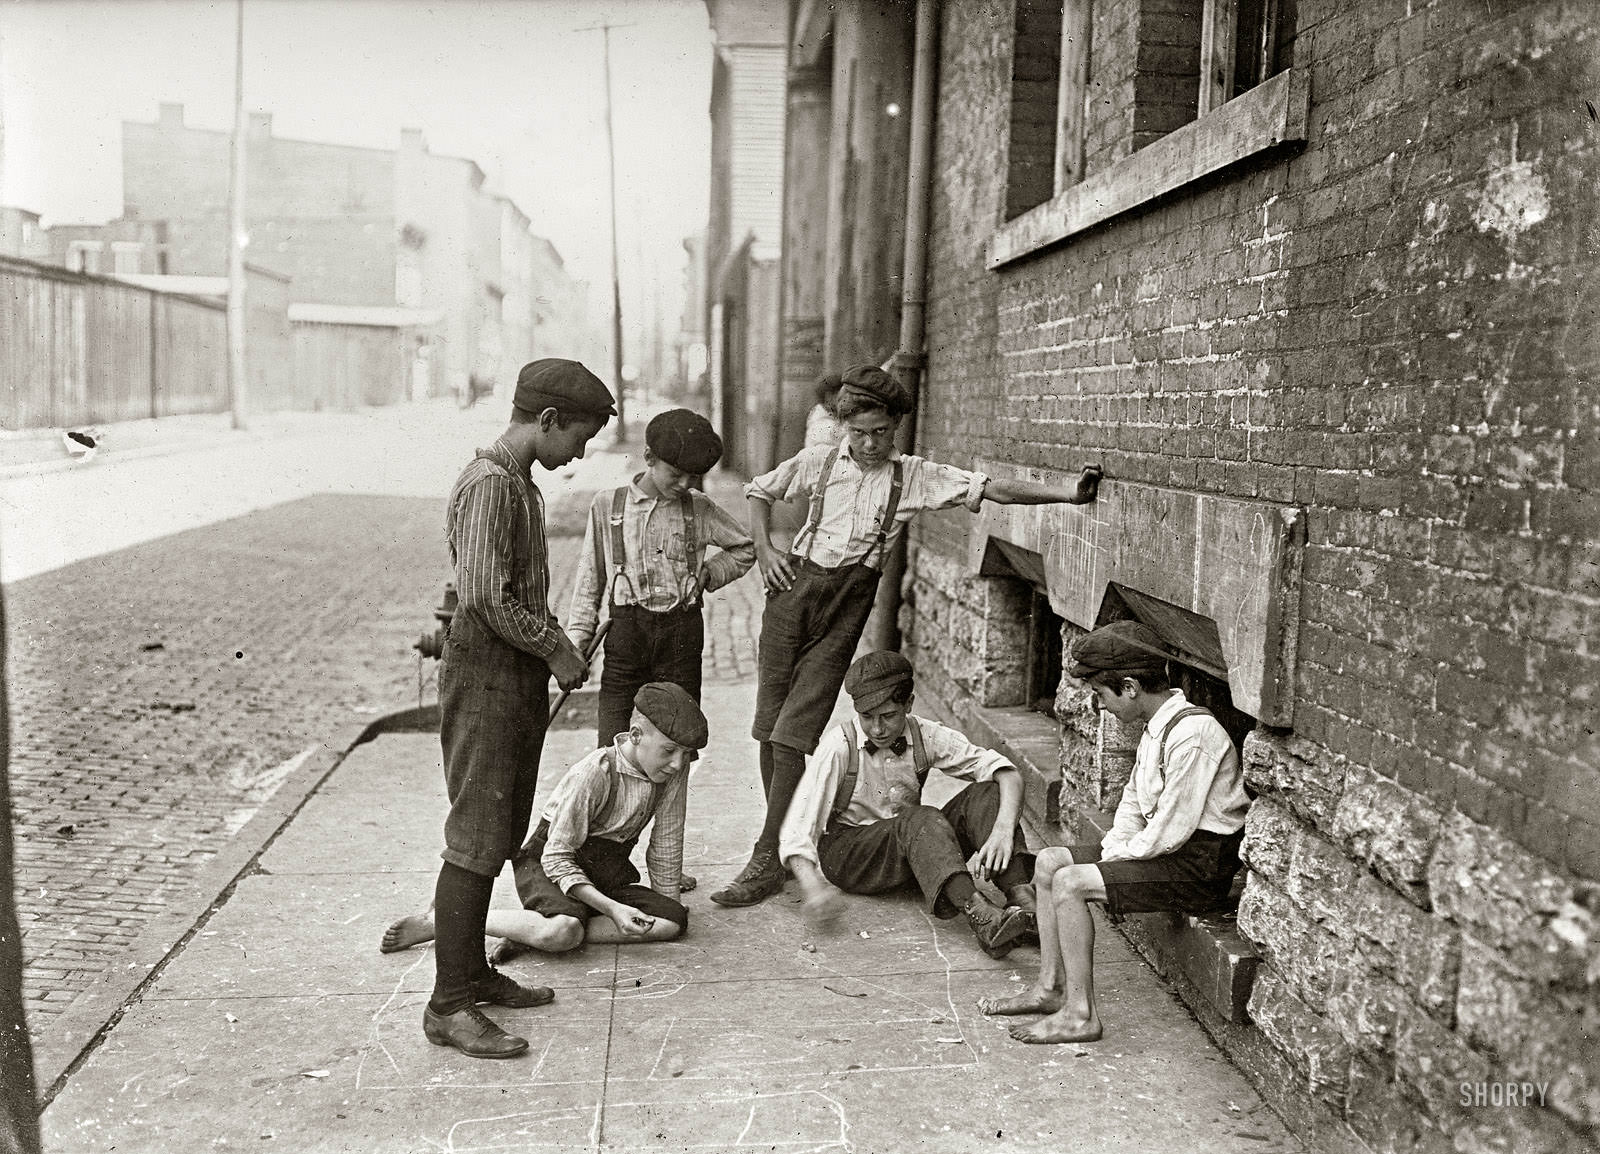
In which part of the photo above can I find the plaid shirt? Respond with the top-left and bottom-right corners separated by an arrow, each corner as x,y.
538,738 -> 688,895
444,437 -> 564,659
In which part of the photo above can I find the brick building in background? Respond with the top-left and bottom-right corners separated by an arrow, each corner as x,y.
118,103 -> 592,407
752,2 -> 1597,1151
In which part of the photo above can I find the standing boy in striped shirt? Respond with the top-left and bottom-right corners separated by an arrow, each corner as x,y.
423,358 -> 614,1060
710,363 -> 1102,907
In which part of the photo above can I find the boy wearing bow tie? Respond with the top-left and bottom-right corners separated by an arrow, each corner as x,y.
777,651 -> 1037,958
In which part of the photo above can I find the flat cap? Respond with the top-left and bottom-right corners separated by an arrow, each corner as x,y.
844,650 -> 915,712
1068,620 -> 1171,679
646,408 -> 723,475
836,363 -> 912,417
514,358 -> 616,418
634,682 -> 709,750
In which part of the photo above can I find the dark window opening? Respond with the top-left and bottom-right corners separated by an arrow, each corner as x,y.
987,538 -> 1063,716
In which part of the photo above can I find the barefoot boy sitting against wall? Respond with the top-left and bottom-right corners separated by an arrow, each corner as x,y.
383,683 -> 707,974
978,620 -> 1249,1043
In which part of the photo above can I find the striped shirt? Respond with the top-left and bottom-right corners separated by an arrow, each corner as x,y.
567,479 -> 756,650
444,437 -> 563,659
538,738 -> 688,895
745,442 -> 989,569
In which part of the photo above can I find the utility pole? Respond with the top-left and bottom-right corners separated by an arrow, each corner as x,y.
578,20 -> 633,440
225,0 -> 249,430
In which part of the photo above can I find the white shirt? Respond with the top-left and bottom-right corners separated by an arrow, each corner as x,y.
779,714 -> 1015,869
745,442 -> 988,569
1099,689 -> 1248,862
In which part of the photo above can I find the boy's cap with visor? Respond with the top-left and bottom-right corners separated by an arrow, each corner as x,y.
646,408 -> 723,475
844,650 -> 915,712
633,682 -> 709,750
1068,620 -> 1171,680
836,363 -> 911,416
513,358 -> 617,418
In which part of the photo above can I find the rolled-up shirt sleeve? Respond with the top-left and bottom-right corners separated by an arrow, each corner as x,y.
696,494 -> 757,593
778,728 -> 850,870
453,476 -> 564,659
907,459 -> 990,515
920,719 -> 1013,783
566,496 -> 608,651
644,769 -> 689,894
745,446 -> 819,505
541,764 -> 612,893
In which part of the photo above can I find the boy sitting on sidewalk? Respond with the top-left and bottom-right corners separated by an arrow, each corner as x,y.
978,620 -> 1249,1043
780,651 -> 1036,958
382,682 -> 708,963
712,363 -> 1100,907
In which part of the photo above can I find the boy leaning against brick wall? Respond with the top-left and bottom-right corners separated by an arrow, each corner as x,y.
710,363 -> 1103,908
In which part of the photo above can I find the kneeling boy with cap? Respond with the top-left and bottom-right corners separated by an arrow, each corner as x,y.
779,651 -> 1036,958
385,683 -> 707,1054
978,620 -> 1249,1043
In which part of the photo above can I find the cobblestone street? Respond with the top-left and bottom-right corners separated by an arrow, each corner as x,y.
3,404 -> 761,1045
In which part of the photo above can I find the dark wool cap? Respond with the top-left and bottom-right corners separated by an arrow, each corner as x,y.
836,363 -> 912,417
646,408 -> 723,475
1068,620 -> 1171,679
514,358 -> 616,418
634,682 -> 709,750
843,650 -> 915,712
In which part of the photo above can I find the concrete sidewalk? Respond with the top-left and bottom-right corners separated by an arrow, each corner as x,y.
41,680 -> 1301,1153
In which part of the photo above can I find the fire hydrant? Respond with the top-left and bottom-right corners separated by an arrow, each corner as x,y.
415,583 -> 457,660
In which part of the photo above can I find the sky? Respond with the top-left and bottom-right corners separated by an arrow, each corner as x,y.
0,0 -> 714,292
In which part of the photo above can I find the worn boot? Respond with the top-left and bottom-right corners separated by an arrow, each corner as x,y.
964,892 -> 1031,959
709,846 -> 786,907
1004,882 -> 1040,943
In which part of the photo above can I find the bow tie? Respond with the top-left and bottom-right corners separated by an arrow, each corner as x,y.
864,736 -> 908,757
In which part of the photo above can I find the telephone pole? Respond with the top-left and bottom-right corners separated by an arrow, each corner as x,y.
225,0 -> 249,430
578,20 -> 633,439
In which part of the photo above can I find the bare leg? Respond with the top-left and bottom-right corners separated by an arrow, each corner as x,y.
978,847 -> 1075,1015
1011,864 -> 1106,1044
582,916 -> 683,944
484,909 -> 585,953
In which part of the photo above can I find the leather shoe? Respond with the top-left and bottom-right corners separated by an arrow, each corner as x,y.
709,848 -> 785,907
964,893 -> 1031,959
1005,882 -> 1037,917
422,1004 -> 529,1059
472,968 -> 554,1008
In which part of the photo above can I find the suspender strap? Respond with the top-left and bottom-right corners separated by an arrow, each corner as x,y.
827,716 -> 930,832
869,460 -> 904,565
606,486 -> 628,606
801,447 -> 840,562
679,492 -> 701,604
1157,706 -> 1213,784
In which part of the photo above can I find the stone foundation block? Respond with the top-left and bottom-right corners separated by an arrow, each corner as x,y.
1392,998 -> 1492,1116
1238,873 -> 1343,1012
1247,968 -> 1352,1107
1243,729 -> 1348,828
1325,962 -> 1405,1056
1331,764 -> 1442,905
1350,873 -> 1461,1024
1289,824 -> 1365,928
1426,811 -> 1595,989
1344,1056 -> 1455,1154
1241,795 -> 1298,881
1454,936 -> 1600,1131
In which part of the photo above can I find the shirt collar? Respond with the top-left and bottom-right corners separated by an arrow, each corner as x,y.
610,735 -> 650,781
1143,689 -> 1190,738
483,436 -> 532,487
627,473 -> 654,503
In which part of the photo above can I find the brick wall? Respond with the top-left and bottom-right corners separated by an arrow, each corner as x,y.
911,0 -> 1598,1150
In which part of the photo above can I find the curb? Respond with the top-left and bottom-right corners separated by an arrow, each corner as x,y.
32,713 -> 376,1104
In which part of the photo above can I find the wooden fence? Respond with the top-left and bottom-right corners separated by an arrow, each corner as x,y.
0,255 -> 228,430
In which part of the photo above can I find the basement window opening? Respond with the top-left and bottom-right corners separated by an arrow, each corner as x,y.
988,538 -> 1063,717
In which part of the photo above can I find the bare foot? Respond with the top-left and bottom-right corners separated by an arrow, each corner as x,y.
489,936 -> 533,966
1009,1008 -> 1103,1044
977,987 -> 1063,1017
379,913 -> 434,954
